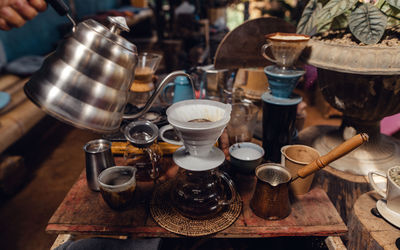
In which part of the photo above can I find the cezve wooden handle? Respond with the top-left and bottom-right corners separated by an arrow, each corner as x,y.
297,133 -> 369,179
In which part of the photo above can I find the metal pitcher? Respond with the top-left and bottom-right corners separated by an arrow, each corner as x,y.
24,3 -> 193,133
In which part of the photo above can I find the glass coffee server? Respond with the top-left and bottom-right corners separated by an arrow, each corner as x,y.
165,99 -> 238,219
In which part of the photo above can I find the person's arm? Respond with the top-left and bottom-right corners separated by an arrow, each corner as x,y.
0,0 -> 47,30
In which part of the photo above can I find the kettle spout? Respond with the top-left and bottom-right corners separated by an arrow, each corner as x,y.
123,71 -> 195,120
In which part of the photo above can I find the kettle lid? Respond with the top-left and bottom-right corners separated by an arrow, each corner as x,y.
79,16 -> 136,53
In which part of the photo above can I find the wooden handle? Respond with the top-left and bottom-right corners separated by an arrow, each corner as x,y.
297,133 -> 369,178
111,141 -> 180,155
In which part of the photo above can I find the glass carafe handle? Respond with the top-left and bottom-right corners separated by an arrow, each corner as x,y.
261,43 -> 277,64
216,171 -> 237,206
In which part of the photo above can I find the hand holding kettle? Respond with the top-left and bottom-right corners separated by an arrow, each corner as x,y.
23,0 -> 196,134
0,0 -> 47,30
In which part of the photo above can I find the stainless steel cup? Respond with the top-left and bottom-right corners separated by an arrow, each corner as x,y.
84,139 -> 115,191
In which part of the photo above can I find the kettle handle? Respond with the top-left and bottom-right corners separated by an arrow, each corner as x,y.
216,171 -> 237,206
46,0 -> 69,16
123,71 -> 195,120
46,0 -> 77,27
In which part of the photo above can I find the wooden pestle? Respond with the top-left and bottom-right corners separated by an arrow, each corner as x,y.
294,133 -> 369,180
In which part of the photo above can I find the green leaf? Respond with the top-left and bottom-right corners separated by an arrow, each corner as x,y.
380,1 -> 400,26
349,3 -> 387,44
331,13 -> 349,30
380,1 -> 400,15
386,0 -> 400,9
316,0 -> 358,27
387,17 -> 400,26
318,22 -> 332,33
296,0 -> 320,35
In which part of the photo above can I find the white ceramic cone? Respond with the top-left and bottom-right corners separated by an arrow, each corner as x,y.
166,99 -> 231,156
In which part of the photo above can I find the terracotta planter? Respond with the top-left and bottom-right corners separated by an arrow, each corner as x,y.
307,39 -> 400,176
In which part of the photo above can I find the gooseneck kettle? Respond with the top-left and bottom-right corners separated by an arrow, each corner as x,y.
24,0 -> 194,133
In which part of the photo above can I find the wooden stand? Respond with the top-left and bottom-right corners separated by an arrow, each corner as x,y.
213,17 -> 295,69
347,191 -> 400,250
312,165 -> 371,224
298,126 -> 371,223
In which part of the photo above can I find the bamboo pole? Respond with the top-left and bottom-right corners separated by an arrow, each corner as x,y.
2,77 -> 28,94
0,100 -> 45,154
0,87 -> 28,115
0,74 -> 21,91
0,76 -> 29,115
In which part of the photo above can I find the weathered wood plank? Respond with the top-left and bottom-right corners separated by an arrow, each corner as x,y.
0,100 -> 46,154
347,192 -> 400,250
47,168 -> 346,237
47,171 -> 149,228
0,74 -> 21,91
325,236 -> 347,250
298,125 -> 371,224
47,129 -> 346,238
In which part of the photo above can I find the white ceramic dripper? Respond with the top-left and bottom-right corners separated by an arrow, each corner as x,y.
166,99 -> 231,158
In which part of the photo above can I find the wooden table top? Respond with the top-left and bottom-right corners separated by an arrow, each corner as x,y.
46,133 -> 347,238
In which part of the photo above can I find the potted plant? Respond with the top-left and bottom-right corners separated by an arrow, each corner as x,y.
294,0 -> 400,175
297,0 -> 400,44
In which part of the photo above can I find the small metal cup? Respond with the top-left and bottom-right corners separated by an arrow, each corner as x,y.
84,139 -> 115,191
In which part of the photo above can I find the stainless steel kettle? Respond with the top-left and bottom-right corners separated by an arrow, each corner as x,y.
24,14 -> 193,133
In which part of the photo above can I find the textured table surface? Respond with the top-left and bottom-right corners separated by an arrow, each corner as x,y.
47,131 -> 347,238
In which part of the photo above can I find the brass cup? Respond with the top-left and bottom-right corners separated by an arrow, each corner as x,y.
250,163 -> 291,220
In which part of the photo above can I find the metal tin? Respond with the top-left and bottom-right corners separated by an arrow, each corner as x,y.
84,139 -> 115,191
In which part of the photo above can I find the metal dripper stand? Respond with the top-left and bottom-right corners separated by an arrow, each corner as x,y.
124,121 -> 162,181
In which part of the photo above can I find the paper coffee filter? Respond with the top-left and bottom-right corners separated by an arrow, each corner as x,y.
166,99 -> 231,130
172,104 -> 223,121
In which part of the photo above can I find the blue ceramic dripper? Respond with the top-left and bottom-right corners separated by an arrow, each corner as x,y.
264,65 -> 305,98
